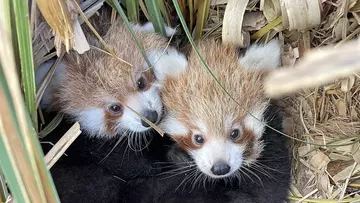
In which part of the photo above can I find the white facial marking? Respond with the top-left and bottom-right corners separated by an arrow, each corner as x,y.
119,85 -> 163,132
131,22 -> 177,37
35,59 -> 67,110
74,108 -> 105,137
147,49 -> 188,88
243,104 -> 267,138
190,139 -> 245,178
160,112 -> 189,136
239,39 -> 281,70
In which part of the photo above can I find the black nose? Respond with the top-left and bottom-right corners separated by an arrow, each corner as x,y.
211,162 -> 231,176
141,110 -> 159,127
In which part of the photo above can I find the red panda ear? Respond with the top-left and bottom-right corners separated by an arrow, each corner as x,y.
159,113 -> 189,136
147,48 -> 188,88
238,39 -> 281,70
131,22 -> 177,37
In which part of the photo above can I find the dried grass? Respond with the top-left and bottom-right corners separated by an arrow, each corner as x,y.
31,0 -> 360,201
204,0 -> 360,201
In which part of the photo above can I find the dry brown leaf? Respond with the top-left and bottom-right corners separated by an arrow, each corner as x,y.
72,19 -> 90,54
341,76 -> 356,92
36,0 -> 75,52
281,44 -> 299,67
350,107 -> 358,120
318,173 -> 331,195
327,160 -> 354,177
44,122 -> 82,169
329,153 -> 353,162
221,0 -> 250,47
280,0 -> 322,31
337,100 -> 347,116
310,151 -> 331,170
260,0 -> 281,22
351,142 -> 360,164
333,163 -> 360,183
242,12 -> 267,31
210,0 -> 228,5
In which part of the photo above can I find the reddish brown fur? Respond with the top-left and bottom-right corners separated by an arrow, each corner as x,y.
162,39 -> 272,163
173,133 -> 201,151
51,15 -> 170,136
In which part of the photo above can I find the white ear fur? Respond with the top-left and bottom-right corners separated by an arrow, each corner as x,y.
159,113 -> 189,136
238,39 -> 281,69
35,59 -> 67,110
131,22 -> 176,37
147,49 -> 188,87
243,103 -> 268,139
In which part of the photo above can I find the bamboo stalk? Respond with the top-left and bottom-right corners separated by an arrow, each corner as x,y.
0,0 -> 60,202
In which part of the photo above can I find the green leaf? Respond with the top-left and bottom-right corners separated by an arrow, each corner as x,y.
193,0 -> 210,40
0,0 -> 60,202
126,0 -> 139,23
145,0 -> 166,36
188,0 -> 194,31
12,0 -> 38,131
39,113 -> 64,138
0,167 -> 9,202
158,0 -> 171,26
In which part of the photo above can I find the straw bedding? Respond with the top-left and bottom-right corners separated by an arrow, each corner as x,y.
31,0 -> 360,201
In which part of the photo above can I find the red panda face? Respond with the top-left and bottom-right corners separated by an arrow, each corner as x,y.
160,39 -> 281,178
36,21 -> 187,144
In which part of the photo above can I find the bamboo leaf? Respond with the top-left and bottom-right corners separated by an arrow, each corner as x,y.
193,0 -> 210,39
188,0 -> 194,31
0,0 -> 60,202
35,0 -> 74,52
39,113 -> 64,139
139,0 -> 151,21
12,0 -> 38,130
0,167 -> 9,202
145,0 -> 166,36
158,0 -> 171,26
250,16 -> 282,40
126,0 -> 139,23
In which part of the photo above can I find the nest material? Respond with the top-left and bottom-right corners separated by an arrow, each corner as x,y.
31,0 -> 360,201
197,0 -> 360,201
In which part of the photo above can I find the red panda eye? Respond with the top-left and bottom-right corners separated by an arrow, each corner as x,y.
109,104 -> 122,114
230,129 -> 240,140
194,134 -> 204,145
136,76 -> 147,91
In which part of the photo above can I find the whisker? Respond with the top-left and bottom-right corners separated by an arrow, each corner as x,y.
191,171 -> 204,191
239,168 -> 255,184
175,169 -> 197,192
254,162 -> 285,173
99,130 -> 127,163
242,166 -> 264,186
160,166 -> 197,179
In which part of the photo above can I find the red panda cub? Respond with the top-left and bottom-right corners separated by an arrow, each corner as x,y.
35,19 -> 186,143
159,39 -> 284,179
